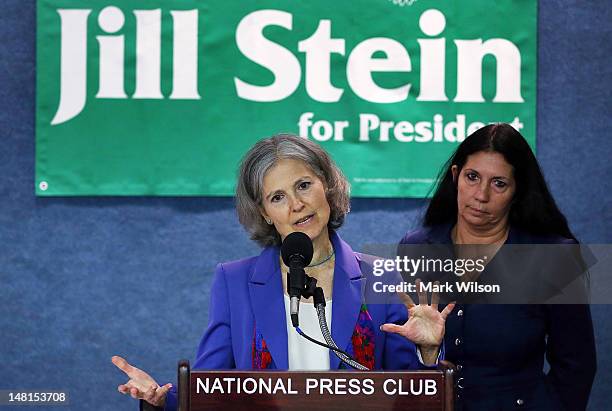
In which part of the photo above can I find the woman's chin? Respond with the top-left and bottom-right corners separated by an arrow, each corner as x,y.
462,212 -> 492,227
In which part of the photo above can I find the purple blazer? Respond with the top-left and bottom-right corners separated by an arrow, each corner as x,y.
162,231 -> 424,411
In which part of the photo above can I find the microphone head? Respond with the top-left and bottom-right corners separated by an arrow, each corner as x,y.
281,232 -> 314,267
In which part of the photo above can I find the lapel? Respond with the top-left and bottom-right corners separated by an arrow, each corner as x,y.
329,231 -> 365,369
246,232 -> 366,370
248,246 -> 288,370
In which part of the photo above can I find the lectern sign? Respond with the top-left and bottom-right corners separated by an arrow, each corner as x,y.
189,371 -> 452,411
36,0 -> 537,196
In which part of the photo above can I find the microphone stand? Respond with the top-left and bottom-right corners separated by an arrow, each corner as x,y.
287,269 -> 369,371
287,257 -> 306,327
312,286 -> 369,371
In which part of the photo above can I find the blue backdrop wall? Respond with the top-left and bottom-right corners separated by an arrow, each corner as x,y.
1,1 -> 610,410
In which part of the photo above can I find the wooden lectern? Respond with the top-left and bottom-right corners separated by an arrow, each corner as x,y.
141,360 -> 454,411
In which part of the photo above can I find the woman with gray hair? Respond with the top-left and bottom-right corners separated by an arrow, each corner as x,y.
113,134 -> 454,411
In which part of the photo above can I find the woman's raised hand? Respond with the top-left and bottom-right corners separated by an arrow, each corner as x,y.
112,355 -> 172,407
381,280 -> 455,364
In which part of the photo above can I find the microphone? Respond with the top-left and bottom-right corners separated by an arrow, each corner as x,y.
280,233 -> 368,370
281,232 -> 313,327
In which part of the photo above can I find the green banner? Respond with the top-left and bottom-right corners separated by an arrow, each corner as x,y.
36,0 -> 537,197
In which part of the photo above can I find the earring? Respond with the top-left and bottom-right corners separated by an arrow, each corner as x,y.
265,218 -> 272,225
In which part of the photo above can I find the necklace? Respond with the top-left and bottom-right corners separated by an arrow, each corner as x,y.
307,251 -> 335,267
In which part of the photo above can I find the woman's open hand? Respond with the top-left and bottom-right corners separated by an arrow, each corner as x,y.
381,280 -> 455,364
112,355 -> 172,407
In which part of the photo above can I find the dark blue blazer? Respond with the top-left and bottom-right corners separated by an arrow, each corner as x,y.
400,224 -> 596,411
163,231 -> 424,411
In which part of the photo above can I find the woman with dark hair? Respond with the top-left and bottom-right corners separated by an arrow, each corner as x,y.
400,123 -> 596,410
424,123 -> 575,241
113,134 -> 454,411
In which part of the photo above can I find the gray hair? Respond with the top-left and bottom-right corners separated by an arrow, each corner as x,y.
236,134 -> 350,247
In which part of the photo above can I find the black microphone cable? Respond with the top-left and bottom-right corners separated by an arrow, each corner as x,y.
294,327 -> 351,358
293,287 -> 370,371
